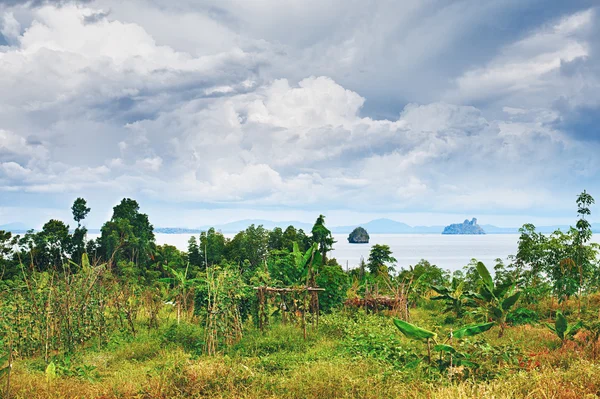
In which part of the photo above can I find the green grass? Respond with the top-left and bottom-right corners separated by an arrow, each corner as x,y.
6,307 -> 600,398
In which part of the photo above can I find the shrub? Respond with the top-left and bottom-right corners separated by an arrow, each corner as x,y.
507,308 -> 539,326
161,322 -> 205,356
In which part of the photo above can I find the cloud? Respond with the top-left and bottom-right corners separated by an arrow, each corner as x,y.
0,1 -> 599,227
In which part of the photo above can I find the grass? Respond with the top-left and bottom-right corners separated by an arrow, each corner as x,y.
6,307 -> 600,399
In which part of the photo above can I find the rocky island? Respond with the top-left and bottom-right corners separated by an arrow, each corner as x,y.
348,226 -> 370,243
442,218 -> 485,235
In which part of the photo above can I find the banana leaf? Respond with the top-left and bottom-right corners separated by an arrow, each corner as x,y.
502,291 -> 521,311
452,322 -> 495,339
555,311 -> 568,340
476,262 -> 494,292
393,319 -> 437,341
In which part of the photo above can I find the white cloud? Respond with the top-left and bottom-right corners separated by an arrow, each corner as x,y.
0,1 -> 599,228
445,9 -> 595,109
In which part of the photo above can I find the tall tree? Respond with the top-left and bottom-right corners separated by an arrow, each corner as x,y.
99,198 -> 155,274
187,236 -> 202,268
367,244 -> 397,274
573,190 -> 596,308
71,197 -> 90,264
33,219 -> 71,271
199,228 -> 226,269
71,197 -> 90,228
311,215 -> 335,263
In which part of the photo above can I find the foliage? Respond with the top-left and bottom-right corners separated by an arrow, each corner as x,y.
471,261 -> 521,337
311,215 -> 335,263
431,278 -> 470,318
367,244 -> 396,274
546,310 -> 582,344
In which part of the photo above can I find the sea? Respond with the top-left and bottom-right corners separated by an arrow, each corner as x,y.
85,233 -> 600,272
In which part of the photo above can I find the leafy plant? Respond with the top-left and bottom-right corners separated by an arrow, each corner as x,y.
0,339 -> 12,398
393,318 -> 437,362
507,307 -> 539,326
471,262 -> 521,337
545,310 -> 582,345
431,279 -> 471,318
452,322 -> 495,339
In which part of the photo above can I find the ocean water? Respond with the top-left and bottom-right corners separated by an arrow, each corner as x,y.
88,233 -> 600,272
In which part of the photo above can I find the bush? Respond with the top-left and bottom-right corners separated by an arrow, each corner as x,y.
230,324 -> 312,356
161,322 -> 205,356
507,308 -> 539,326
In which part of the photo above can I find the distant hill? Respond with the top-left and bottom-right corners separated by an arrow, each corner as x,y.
442,218 -> 486,235
0,223 -> 31,233
193,219 -> 313,234
5,218 -> 600,235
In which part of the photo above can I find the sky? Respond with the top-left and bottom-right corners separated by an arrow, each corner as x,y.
0,0 -> 599,229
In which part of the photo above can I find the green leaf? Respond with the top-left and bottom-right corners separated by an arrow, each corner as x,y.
566,320 -> 583,338
502,291 -> 521,311
555,311 -> 568,340
403,359 -> 422,369
490,306 -> 503,320
393,319 -> 437,341
430,285 -> 450,296
0,367 -> 10,378
493,281 -> 513,299
82,252 -> 91,269
452,322 -> 495,339
46,361 -> 57,382
434,344 -> 457,354
545,322 -> 556,333
476,262 -> 494,292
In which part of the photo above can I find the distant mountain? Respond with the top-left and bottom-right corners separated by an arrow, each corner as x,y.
332,218 -> 413,233
194,219 -> 313,234
0,222 -> 31,233
442,218 -> 485,235
156,227 -> 204,234
7,218 -> 600,236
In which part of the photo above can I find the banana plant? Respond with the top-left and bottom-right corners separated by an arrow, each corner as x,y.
433,322 -> 495,370
546,310 -> 582,345
292,242 -> 321,285
393,318 -> 494,369
159,263 -> 199,324
393,319 -> 437,363
431,278 -> 471,318
471,262 -> 521,337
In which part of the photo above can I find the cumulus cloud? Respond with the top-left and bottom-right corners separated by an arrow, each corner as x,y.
0,1 -> 599,227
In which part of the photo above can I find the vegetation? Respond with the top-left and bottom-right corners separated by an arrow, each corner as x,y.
0,191 -> 599,398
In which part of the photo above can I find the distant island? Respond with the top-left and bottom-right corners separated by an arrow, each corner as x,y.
442,218 -> 486,235
348,227 -> 369,243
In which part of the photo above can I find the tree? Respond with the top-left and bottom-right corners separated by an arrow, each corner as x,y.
367,244 -> 397,274
199,228 -> 226,269
268,227 -> 284,251
33,220 -> 71,271
71,197 -> 90,264
227,225 -> 268,275
573,190 -> 596,308
99,198 -> 155,275
187,236 -> 202,268
71,197 -> 90,228
311,215 -> 335,263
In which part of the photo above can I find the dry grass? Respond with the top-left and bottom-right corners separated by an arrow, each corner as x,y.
6,306 -> 600,399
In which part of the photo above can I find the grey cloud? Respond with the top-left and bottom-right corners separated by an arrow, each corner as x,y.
0,1 -> 599,226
